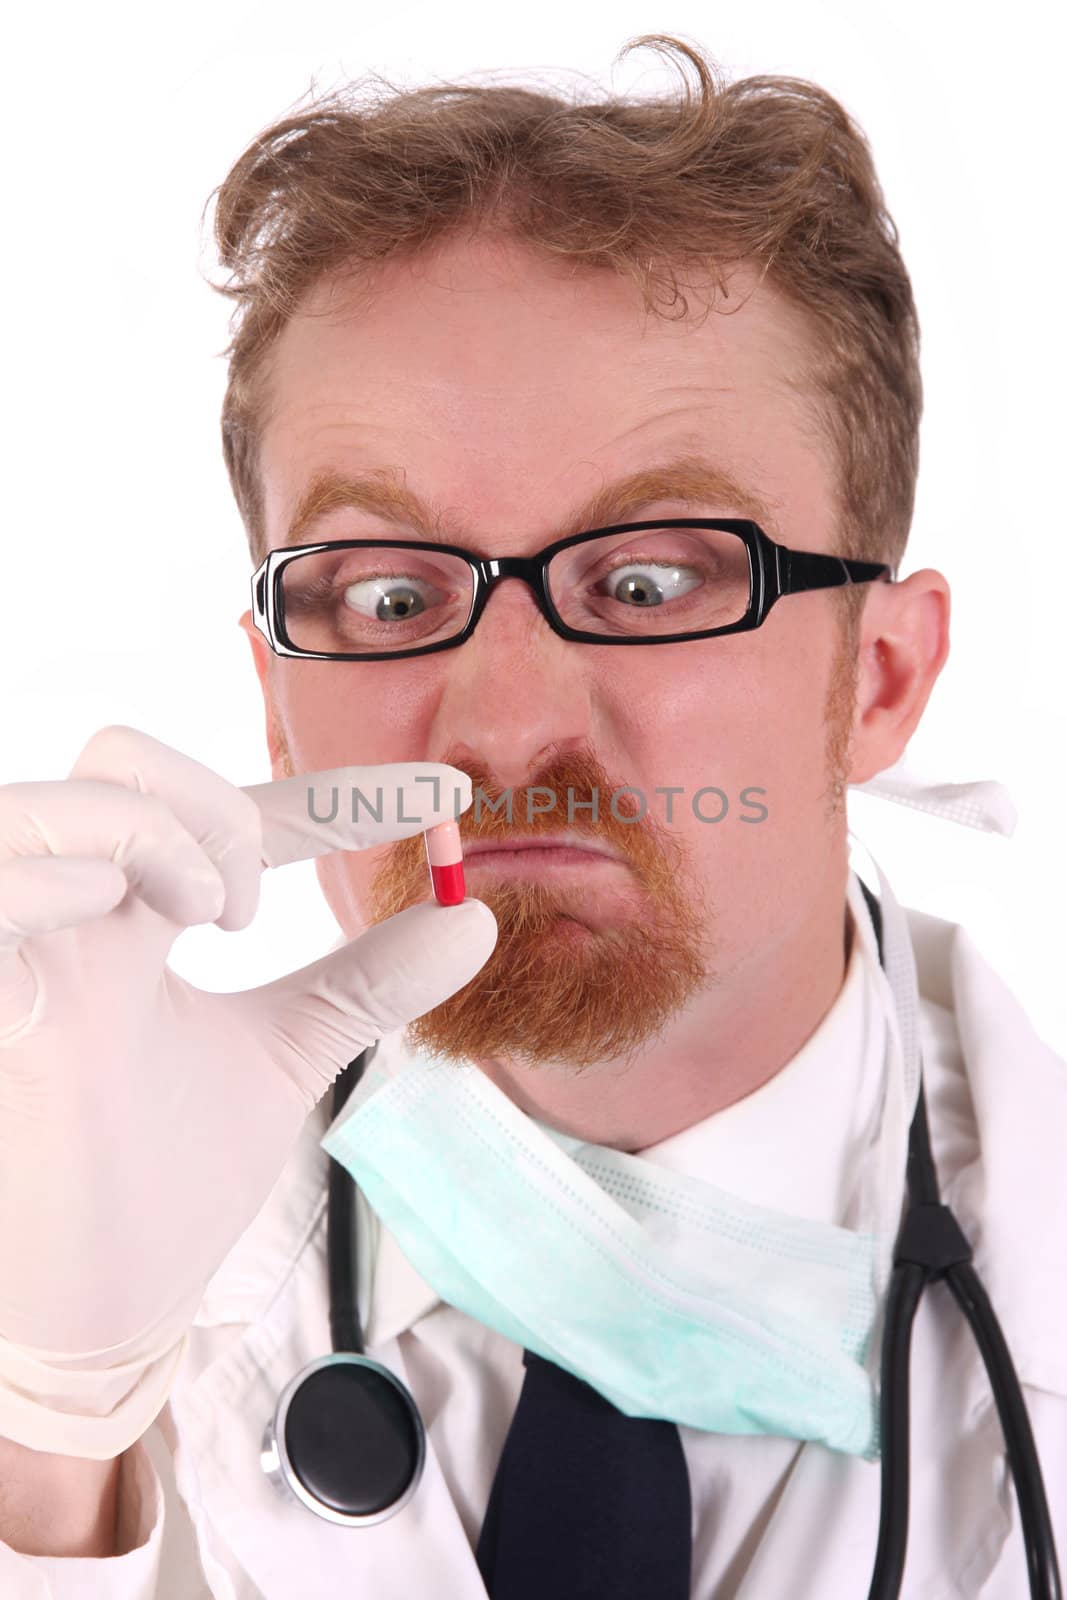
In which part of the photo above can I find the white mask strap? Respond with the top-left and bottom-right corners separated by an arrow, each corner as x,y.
850,759 -> 1016,836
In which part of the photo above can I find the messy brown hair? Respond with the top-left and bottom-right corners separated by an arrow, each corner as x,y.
208,31 -> 921,650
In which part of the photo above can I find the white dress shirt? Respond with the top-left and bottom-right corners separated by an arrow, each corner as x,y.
2,868 -> 1065,1598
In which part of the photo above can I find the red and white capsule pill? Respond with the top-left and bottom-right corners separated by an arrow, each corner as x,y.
424,820 -> 466,906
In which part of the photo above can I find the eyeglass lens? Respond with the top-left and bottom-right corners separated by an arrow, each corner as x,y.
278,527 -> 753,654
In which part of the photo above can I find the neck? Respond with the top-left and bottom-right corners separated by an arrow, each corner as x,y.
470,869 -> 854,1153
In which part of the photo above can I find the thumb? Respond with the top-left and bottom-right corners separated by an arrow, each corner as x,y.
248,897 -> 498,1104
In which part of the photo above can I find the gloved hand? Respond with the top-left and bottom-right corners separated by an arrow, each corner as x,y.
0,725 -> 497,1458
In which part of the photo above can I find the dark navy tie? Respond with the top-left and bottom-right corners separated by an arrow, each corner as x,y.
475,1347 -> 692,1599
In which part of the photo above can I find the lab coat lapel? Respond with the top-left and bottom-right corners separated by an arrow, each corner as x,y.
735,902 -> 1065,1595
175,1212 -> 490,1599
943,913 -> 1067,1395
905,900 -> 1067,1393
730,1254 -> 1015,1597
176,1331 -> 488,1597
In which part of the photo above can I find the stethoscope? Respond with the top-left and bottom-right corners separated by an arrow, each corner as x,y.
260,879 -> 1063,1599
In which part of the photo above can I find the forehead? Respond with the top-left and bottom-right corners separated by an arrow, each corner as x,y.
256,233 -> 830,547
264,233 -> 816,407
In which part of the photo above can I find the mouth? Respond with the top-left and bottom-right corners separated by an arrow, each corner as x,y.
463,838 -> 626,876
463,834 -> 624,865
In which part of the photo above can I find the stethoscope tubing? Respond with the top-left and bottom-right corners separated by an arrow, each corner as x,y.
860,866 -> 1061,1600
864,1081 -> 1062,1598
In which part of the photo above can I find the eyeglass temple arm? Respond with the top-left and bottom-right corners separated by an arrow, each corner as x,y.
251,564 -> 270,635
779,549 -> 894,596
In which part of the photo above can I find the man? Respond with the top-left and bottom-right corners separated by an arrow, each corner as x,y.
0,34 -> 1063,1598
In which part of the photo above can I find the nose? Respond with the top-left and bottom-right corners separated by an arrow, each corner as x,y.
431,577 -> 596,791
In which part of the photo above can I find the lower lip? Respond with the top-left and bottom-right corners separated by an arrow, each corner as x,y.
465,847 -> 620,873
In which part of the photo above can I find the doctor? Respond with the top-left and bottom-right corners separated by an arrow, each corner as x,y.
0,33 -> 1064,1599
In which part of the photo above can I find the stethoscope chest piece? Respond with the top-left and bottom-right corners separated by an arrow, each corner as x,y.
261,1352 -> 427,1526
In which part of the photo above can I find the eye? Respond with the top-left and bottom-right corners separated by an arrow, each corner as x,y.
596,561 -> 704,608
341,576 -> 443,621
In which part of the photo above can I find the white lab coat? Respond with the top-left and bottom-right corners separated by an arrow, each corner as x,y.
2,891 -> 1065,1598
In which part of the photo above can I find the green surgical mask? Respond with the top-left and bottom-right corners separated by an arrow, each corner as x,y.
321,855 -> 926,1462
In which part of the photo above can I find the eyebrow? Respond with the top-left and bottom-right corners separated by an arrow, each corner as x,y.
279,453 -> 780,552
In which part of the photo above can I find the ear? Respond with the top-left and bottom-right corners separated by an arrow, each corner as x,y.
237,609 -> 293,780
848,569 -> 951,786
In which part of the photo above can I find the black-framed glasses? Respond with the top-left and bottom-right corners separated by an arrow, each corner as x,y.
250,519 -> 894,662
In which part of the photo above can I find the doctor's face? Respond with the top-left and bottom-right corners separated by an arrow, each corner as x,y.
243,233 -> 864,1071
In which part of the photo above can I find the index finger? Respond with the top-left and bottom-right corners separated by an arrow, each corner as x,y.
243,764 -> 474,869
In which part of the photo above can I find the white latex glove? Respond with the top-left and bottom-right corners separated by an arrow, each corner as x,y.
0,725 -> 497,1457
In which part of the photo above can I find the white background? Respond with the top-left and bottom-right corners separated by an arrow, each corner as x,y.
2,2 -> 1064,1048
